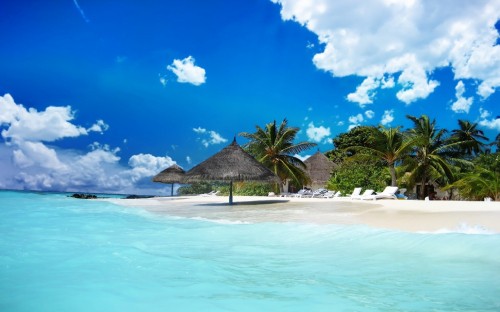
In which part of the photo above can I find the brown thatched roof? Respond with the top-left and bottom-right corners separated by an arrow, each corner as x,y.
184,139 -> 279,183
304,150 -> 336,186
152,164 -> 185,184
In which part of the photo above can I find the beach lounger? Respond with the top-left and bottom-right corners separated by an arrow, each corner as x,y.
292,189 -> 313,198
311,189 -> 328,198
321,191 -> 337,198
348,187 -> 362,200
199,190 -> 220,197
362,186 -> 398,200
353,189 -> 374,200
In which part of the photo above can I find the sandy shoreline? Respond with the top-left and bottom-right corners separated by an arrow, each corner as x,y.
104,195 -> 500,233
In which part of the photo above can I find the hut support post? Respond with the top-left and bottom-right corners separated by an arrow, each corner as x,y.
229,180 -> 233,205
171,183 -> 174,197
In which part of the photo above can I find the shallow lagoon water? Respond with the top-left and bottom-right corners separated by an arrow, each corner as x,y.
1,191 -> 499,311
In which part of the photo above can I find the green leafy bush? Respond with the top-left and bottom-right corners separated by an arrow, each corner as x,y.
326,159 -> 389,195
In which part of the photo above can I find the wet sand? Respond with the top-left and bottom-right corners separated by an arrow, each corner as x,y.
104,195 -> 500,233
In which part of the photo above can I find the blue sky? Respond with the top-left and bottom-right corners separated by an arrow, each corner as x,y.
1,0 -> 500,195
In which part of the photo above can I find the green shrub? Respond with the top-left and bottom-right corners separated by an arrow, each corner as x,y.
327,160 -> 389,195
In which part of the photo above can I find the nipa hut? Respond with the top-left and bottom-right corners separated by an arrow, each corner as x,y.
152,164 -> 185,196
303,150 -> 336,190
183,138 -> 279,204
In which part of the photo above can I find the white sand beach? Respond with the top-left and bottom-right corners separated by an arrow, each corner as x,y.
105,196 -> 500,233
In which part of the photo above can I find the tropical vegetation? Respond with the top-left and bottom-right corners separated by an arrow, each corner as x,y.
325,116 -> 494,200
183,116 -> 498,200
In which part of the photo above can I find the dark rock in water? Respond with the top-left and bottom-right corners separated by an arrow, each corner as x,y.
70,193 -> 98,199
125,195 -> 155,199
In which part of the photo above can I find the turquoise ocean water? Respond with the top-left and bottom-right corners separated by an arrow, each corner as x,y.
1,190 -> 499,311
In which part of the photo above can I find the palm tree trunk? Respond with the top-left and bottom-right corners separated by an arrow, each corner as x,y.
420,177 -> 426,200
389,163 -> 397,186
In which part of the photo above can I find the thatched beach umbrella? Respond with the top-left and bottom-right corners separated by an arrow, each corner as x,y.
304,150 -> 337,189
152,164 -> 185,196
184,138 -> 279,204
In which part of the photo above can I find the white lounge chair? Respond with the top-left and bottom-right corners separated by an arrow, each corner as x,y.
321,191 -> 337,198
292,189 -> 313,198
353,189 -> 374,200
199,190 -> 220,197
348,187 -> 362,200
362,186 -> 398,200
311,189 -> 328,198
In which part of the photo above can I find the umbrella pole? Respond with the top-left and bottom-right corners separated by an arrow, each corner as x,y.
229,180 -> 233,205
171,183 -> 174,197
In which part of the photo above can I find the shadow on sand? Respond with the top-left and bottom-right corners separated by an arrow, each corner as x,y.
196,199 -> 290,207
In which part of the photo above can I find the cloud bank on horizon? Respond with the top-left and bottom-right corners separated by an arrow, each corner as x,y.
272,0 -> 500,107
0,94 -> 176,194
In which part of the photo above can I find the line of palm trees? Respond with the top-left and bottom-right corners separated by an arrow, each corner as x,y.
351,115 -> 489,199
240,116 -> 497,200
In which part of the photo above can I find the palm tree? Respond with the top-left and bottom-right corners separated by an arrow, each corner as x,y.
445,166 -> 500,201
404,115 -> 467,199
239,119 -> 317,191
450,120 -> 488,157
346,126 -> 412,186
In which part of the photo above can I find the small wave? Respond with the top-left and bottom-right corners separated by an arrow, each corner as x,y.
419,222 -> 497,235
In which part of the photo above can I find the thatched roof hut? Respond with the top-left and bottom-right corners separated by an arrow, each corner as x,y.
152,164 -> 185,196
304,150 -> 336,189
184,138 -> 279,204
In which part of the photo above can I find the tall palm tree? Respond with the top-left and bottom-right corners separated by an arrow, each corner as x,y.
404,115 -> 467,199
239,119 -> 317,191
451,120 -> 488,157
346,126 -> 412,186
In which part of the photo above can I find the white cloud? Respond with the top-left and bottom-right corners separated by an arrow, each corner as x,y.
451,81 -> 474,113
193,127 -> 207,134
381,110 -> 395,125
167,56 -> 206,86
13,141 -> 67,170
347,77 -> 379,106
87,120 -> 109,133
0,94 -> 90,143
395,60 -> 440,104
347,113 -> 364,130
0,93 -> 109,171
306,122 -> 331,143
0,94 -> 176,195
272,0 -> 500,103
186,156 -> 192,164
206,131 -> 227,146
128,154 -> 176,182
479,107 -> 491,119
478,108 -> 500,131
477,80 -> 499,99
159,75 -> 168,87
365,110 -> 375,119
348,114 -> 364,124
193,127 -> 227,147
